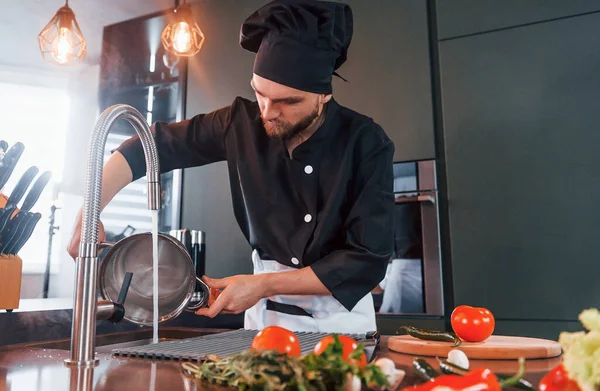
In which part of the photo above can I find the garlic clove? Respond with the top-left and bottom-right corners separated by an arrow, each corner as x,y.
375,358 -> 406,389
447,349 -> 470,370
344,373 -> 362,391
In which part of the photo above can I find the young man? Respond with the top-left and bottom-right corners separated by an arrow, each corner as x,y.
68,0 -> 394,334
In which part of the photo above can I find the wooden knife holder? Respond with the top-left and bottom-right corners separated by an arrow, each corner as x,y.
0,254 -> 22,311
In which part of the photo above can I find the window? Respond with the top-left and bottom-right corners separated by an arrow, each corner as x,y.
0,81 -> 69,273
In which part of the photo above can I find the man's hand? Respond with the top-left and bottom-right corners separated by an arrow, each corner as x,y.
67,209 -> 106,260
195,274 -> 268,318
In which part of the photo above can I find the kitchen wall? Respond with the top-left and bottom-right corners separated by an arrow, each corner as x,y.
180,0 -> 265,279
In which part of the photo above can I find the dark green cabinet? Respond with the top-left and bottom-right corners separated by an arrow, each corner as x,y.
439,12 -> 600,320
436,0 -> 600,40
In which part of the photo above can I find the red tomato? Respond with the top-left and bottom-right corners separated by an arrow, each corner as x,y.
539,364 -> 581,391
313,335 -> 367,367
251,326 -> 301,356
451,305 -> 495,342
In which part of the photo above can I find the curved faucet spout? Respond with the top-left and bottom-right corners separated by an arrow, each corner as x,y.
66,104 -> 161,366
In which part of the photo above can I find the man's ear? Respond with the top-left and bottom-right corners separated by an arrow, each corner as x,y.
321,94 -> 333,104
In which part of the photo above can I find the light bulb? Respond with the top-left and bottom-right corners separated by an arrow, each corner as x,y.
172,22 -> 193,54
51,27 -> 74,64
160,3 -> 204,57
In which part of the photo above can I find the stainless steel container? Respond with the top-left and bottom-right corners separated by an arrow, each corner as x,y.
98,232 -> 209,326
169,229 -> 192,255
190,230 -> 206,293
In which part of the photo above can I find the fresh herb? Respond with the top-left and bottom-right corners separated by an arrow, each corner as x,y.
558,308 -> 600,391
181,334 -> 389,391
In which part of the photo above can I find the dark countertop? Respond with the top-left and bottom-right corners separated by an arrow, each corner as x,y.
0,331 -> 562,391
0,307 -> 245,347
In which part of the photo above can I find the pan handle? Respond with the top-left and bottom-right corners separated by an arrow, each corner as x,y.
185,277 -> 210,311
98,242 -> 115,251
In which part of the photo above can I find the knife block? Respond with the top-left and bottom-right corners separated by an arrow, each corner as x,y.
0,255 -> 22,311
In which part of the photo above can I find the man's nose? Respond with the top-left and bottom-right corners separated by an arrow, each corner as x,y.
262,100 -> 280,121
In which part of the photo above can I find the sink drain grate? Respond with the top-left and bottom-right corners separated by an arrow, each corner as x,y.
111,328 -> 376,362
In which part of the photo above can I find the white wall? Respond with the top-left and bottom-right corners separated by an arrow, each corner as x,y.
0,64 -> 70,89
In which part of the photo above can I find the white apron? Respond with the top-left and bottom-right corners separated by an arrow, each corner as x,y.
244,249 -> 377,334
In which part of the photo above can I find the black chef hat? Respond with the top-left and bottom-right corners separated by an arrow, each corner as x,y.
240,0 -> 353,94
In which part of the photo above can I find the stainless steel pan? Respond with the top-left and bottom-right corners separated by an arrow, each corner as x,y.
98,232 -> 210,326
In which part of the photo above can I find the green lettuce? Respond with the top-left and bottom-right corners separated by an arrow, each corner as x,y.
558,308 -> 600,391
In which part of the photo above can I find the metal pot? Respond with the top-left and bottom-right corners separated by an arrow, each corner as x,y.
98,232 -> 209,326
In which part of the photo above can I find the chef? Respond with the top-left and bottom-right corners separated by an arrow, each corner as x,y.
68,0 -> 395,334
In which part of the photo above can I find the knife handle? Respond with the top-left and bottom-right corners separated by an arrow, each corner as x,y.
0,206 -> 16,234
5,166 -> 38,209
11,213 -> 41,255
0,142 -> 24,190
0,212 -> 26,255
21,171 -> 52,213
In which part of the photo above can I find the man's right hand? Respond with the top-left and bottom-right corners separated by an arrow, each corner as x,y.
67,209 -> 106,260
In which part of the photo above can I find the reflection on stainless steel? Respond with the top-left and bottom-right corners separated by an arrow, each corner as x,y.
418,160 -> 444,316
95,360 -> 194,391
67,104 -> 161,367
96,301 -> 117,321
69,366 -> 95,391
98,233 -> 209,325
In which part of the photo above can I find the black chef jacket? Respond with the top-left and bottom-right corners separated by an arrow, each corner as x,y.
118,97 -> 395,312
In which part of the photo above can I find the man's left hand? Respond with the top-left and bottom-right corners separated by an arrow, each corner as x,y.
195,274 -> 268,318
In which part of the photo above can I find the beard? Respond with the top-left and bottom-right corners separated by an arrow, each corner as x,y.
262,104 -> 320,140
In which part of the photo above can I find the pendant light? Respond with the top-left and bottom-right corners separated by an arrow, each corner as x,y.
160,0 -> 205,57
38,0 -> 87,65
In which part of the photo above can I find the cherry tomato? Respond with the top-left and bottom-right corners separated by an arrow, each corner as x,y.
250,326 -> 301,356
313,335 -> 367,367
451,305 -> 495,342
539,364 -> 581,391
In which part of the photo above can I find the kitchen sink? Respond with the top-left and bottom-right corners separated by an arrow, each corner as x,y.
0,327 -> 233,352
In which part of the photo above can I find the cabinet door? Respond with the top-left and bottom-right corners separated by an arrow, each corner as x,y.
333,0 -> 435,163
440,13 -> 600,320
437,0 -> 600,40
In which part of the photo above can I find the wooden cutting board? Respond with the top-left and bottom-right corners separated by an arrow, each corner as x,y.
388,335 -> 562,359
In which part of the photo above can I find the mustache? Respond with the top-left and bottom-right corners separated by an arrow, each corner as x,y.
261,117 -> 281,125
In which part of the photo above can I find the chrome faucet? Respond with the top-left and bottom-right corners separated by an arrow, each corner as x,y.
65,104 -> 161,366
